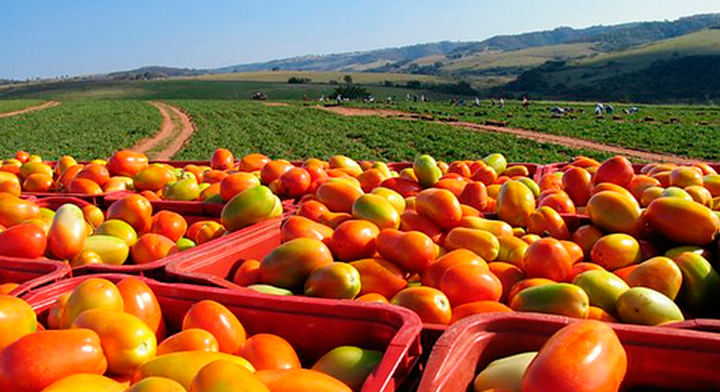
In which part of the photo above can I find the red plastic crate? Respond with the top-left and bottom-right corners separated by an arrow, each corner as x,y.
666,319 -> 720,334
541,161 -> 720,177
417,312 -> 720,392
0,258 -> 70,297
23,274 -> 423,392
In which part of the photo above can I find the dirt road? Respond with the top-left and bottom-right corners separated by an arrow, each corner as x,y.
0,101 -> 61,118
132,102 -> 195,160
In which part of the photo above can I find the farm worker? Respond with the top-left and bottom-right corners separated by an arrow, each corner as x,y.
473,97 -> 480,107
595,103 -> 604,116
500,98 -> 505,108
522,96 -> 529,108
605,104 -> 614,115
336,94 -> 342,105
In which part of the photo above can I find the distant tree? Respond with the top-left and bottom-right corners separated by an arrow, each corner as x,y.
288,76 -> 311,84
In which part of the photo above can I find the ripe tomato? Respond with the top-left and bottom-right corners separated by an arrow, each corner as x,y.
522,320 -> 626,392
220,172 -> 261,201
118,276 -> 165,338
0,329 -> 107,392
107,150 -> 149,177
0,222 -> 47,258
376,229 -> 436,274
60,277 -> 125,329
211,148 -> 234,171
190,360 -> 269,392
107,194 -> 153,233
0,192 -> 41,228
391,286 -> 452,325
523,238 -> 572,282
157,328 -> 219,355
149,211 -> 188,243
0,295 -> 36,351
330,220 -> 379,261
125,376 -> 187,392
182,300 -> 246,354
239,153 -> 271,172
131,233 -> 179,264
255,368 -> 352,392
239,333 -> 302,371
38,373 -> 125,392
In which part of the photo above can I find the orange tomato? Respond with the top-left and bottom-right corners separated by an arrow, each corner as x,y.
0,329 -> 107,392
399,210 -> 443,244
239,153 -> 271,172
450,301 -> 512,324
125,376 -> 187,392
593,155 -> 634,188
190,359 -> 269,392
522,320 -> 627,392
107,150 -> 149,177
537,191 -> 575,214
567,262 -> 606,282
260,238 -> 334,291
131,233 -> 179,264
590,234 -> 641,270
415,188 -> 463,230
571,224 -> 603,258
194,221 -> 225,245
211,148 -> 234,171
523,238 -> 572,282
118,277 -> 165,338
157,328 -> 219,355
330,220 -> 379,261
0,222 -> 47,258
150,211 -> 188,243
507,278 -> 555,306
182,300 -> 246,354
202,170 -> 229,184
232,259 -> 262,287
220,172 -> 261,201
391,286 -> 452,325
379,177 -> 422,198
107,194 -> 153,233
355,293 -> 389,304
458,181 -> 489,211
587,306 -> 619,322
255,368 -> 351,392
526,206 -> 570,240
23,173 -> 53,192
75,163 -> 111,186
238,333 -> 301,371
260,160 -> 294,185
422,249 -> 488,287
281,216 -> 334,246
350,257 -> 408,299
436,262 -> 503,306
316,181 -> 364,213
488,262 -> 526,303
357,168 -> 386,193
134,166 -> 177,192
279,167 -> 312,198
304,262 -> 362,299
297,200 -> 330,222
0,192 -> 41,227
376,229 -> 436,273
0,295 -> 36,351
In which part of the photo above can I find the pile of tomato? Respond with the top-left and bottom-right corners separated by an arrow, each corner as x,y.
1,148 -> 720,391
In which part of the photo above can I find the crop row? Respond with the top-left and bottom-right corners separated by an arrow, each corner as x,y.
0,100 -> 160,160
172,100 -> 612,163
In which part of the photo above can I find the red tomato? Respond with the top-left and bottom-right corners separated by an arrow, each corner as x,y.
211,148 -> 234,170
107,194 -> 153,233
182,300 -> 246,354
117,277 -> 165,338
0,329 -> 107,392
239,333 -> 302,371
522,320 -> 627,392
149,211 -> 188,243
107,150 -> 149,177
0,223 -> 47,258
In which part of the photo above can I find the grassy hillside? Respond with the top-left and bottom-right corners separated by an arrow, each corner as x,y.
187,71 -> 448,84
0,99 -> 46,114
499,29 -> 720,102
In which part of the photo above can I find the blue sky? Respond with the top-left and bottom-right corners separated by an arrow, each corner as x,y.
1,0 -> 718,79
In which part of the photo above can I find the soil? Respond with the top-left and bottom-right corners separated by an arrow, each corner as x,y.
132,102 -> 195,160
262,102 -> 290,107
0,101 -> 61,118
315,106 -> 705,164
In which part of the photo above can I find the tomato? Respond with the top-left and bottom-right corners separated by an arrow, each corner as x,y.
526,206 -> 570,240
415,188 -> 463,230
221,186 -> 282,232
399,210 -> 443,244
189,359 -> 269,392
67,177 -> 103,194
278,167 -> 312,198
211,148 -> 234,171
357,168 -> 386,193
351,194 -> 400,230
255,368 -> 352,392
445,227 -> 500,262
39,373 -> 125,392
107,194 -> 153,233
312,346 -> 383,392
330,220 -> 380,261
625,256 -> 682,300
497,181 -> 535,227
0,329 -> 107,392
260,160 -> 295,185
414,155 -> 442,188
510,283 -> 589,318
590,233 -> 640,270
350,257 -> 407,299
182,300 -> 246,354
149,211 -> 188,243
391,286 -> 452,325
157,329 -> 219,356
133,351 -> 254,390
646,196 -> 720,245
194,221 -> 225,245
125,376 -> 187,392
458,181 -> 489,211
219,172 -> 260,201
107,150 -> 149,177
135,166 -> 177,192
561,166 -> 592,206
132,233 -> 179,264
0,192 -> 41,227
316,181 -> 364,213
450,301 -> 512,324
329,155 -> 362,177
522,320 -> 626,392
75,163 -> 110,186
72,309 -> 157,376
592,155 -> 634,188
422,249 -> 488,287
60,277 -> 125,328
0,222 -> 47,258
0,295 -> 36,351
239,153 -> 271,172
46,203 -> 86,260
376,229 -> 436,273
571,224 -> 603,258
488,262 -> 525,303
304,263 -> 362,299
19,161 -> 53,179
239,333 -> 301,371
572,270 -> 629,314
82,235 -> 130,265
261,238 -> 334,291
281,216 -> 334,246
23,173 -> 53,192
586,191 -> 641,235
165,178 -> 201,201
379,177 -> 422,198
436,262 -> 503,306
118,277 -> 165,338
672,252 -> 720,314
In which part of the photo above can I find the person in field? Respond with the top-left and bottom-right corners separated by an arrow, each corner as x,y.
595,103 -> 604,116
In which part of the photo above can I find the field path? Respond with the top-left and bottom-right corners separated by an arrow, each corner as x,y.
0,101 -> 61,118
132,102 -> 195,160
316,106 -> 703,164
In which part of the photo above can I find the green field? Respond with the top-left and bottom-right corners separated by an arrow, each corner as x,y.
188,70 -> 449,84
0,99 -> 46,114
0,78 -> 460,102
0,100 -> 160,160
350,100 -> 720,161
171,100 -> 611,163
